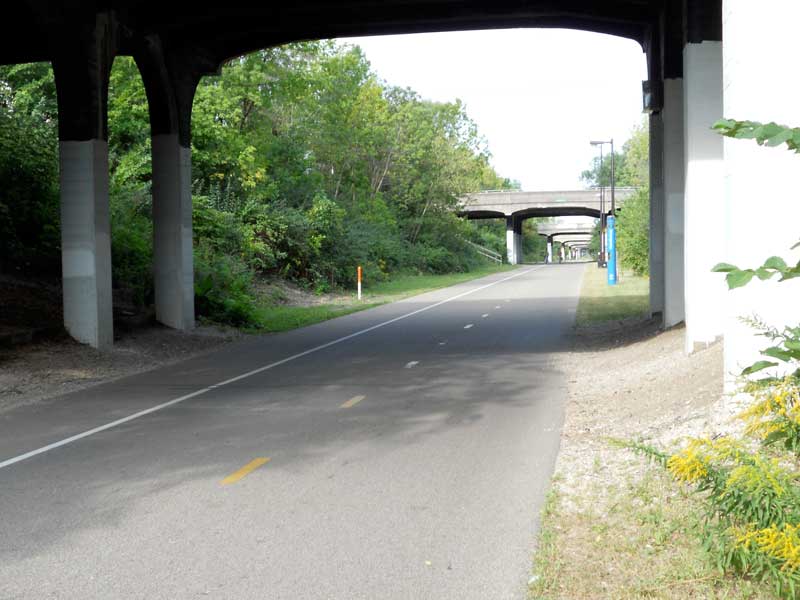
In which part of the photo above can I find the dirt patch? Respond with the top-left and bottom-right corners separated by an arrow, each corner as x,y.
0,324 -> 240,414
0,274 -> 63,340
253,278 -> 352,308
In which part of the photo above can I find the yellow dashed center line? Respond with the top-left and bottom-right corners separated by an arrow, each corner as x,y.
220,457 -> 270,485
340,395 -> 366,409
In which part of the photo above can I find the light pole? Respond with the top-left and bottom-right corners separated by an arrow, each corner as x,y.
589,139 -> 617,285
590,142 -> 606,268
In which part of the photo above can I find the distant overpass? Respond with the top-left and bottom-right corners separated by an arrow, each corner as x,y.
536,223 -> 595,238
458,188 -> 636,220
535,223 -> 593,263
459,189 -> 633,264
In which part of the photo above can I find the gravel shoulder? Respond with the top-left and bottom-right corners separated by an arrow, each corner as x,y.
0,325 -> 240,415
529,319 -> 775,598
555,322 -> 723,511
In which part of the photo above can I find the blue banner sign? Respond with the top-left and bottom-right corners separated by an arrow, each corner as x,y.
607,215 -> 617,285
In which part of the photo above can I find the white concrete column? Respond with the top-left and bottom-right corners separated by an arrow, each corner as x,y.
683,41 -> 725,353
663,79 -> 685,328
546,236 -> 553,264
60,140 -> 114,349
513,218 -> 523,264
722,0 -> 800,387
505,217 -> 517,265
152,134 -> 195,330
649,112 -> 665,317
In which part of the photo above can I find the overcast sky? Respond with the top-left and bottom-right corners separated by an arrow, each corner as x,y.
340,29 -> 648,191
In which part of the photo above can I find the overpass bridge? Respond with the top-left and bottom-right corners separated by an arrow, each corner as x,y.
459,188 -> 635,220
458,190 -> 630,265
541,233 -> 592,263
536,223 -> 595,238
536,224 -> 594,264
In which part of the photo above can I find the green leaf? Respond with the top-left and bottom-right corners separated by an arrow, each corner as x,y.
763,256 -> 788,271
763,346 -> 793,362
712,262 -> 740,273
712,118 -> 737,131
758,122 -> 785,144
763,429 -> 787,446
785,340 -> 800,351
741,361 -> 778,376
755,267 -> 774,281
726,269 -> 755,289
778,268 -> 800,281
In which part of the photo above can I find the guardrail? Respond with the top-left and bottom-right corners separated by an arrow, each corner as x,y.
464,239 -> 502,263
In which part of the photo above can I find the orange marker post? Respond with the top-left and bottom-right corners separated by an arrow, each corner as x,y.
357,265 -> 362,300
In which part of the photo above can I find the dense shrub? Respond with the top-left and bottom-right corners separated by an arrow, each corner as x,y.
110,192 -> 153,306
193,242 -> 258,327
616,186 -> 650,275
0,109 -> 60,274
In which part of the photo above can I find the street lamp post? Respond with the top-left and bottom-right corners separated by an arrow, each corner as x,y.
590,139 -> 617,285
598,144 -> 605,268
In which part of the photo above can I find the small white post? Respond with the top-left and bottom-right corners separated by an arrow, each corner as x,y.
357,265 -> 362,301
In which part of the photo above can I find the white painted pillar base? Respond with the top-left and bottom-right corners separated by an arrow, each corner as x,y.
546,237 -> 553,264
60,140 -> 114,349
722,0 -> 800,389
152,134 -> 195,331
683,41 -> 725,353
505,219 -> 517,265
663,78 -> 686,328
649,112 -> 665,317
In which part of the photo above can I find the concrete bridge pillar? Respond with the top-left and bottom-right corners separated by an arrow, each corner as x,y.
662,78 -> 686,328
546,235 -> 553,264
505,217 -> 517,264
505,216 -> 523,264
649,111 -> 665,318
52,13 -> 118,349
136,39 -> 204,331
721,0 -> 800,387
683,39 -> 724,353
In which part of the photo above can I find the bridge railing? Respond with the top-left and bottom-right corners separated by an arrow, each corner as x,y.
463,239 -> 502,263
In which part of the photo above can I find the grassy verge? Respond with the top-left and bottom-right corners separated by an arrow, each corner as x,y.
575,266 -> 650,326
529,460 -> 774,599
253,263 -> 516,333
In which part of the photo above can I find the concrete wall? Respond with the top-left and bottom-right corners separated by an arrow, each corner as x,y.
721,0 -> 800,386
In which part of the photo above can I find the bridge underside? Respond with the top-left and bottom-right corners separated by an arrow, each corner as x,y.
0,2 -> 659,68
462,207 -> 601,220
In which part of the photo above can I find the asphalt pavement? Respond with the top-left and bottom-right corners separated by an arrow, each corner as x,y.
0,263 -> 584,600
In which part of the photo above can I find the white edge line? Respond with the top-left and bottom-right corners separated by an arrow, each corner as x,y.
0,266 -> 538,470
